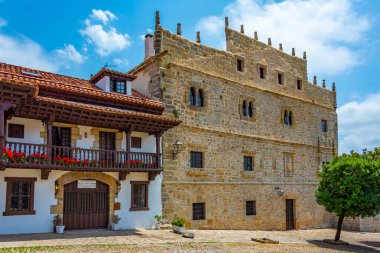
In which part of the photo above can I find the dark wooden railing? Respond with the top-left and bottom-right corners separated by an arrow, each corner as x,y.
3,141 -> 162,171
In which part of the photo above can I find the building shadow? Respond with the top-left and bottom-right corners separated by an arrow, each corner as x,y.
307,240 -> 380,253
0,229 -> 144,243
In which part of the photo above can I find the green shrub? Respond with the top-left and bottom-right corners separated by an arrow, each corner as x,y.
171,216 -> 186,227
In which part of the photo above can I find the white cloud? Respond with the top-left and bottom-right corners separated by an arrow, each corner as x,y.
55,44 -> 86,67
113,58 -> 129,66
0,17 -> 7,27
80,10 -> 131,56
338,93 -> 380,154
197,0 -> 369,77
90,9 -> 116,25
0,33 -> 59,72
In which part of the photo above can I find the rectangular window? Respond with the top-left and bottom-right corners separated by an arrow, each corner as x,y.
190,151 -> 203,168
130,182 -> 149,211
297,79 -> 302,90
278,73 -> 283,85
321,120 -> 328,132
246,200 -> 256,216
192,203 -> 205,220
243,156 -> 253,171
237,59 -> 243,72
259,67 -> 266,79
4,177 -> 36,216
131,137 -> 142,149
110,79 -> 126,94
8,124 -> 24,139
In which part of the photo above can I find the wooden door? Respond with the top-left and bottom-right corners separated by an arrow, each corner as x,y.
286,199 -> 295,230
99,131 -> 116,163
63,180 -> 109,230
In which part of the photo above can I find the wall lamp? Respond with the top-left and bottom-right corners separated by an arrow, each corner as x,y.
116,180 -> 121,193
55,180 -> 60,196
275,187 -> 285,197
173,140 -> 183,159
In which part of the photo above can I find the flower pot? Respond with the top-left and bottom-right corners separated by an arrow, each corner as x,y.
55,225 -> 65,234
155,223 -> 161,230
112,223 -> 121,231
172,225 -> 185,234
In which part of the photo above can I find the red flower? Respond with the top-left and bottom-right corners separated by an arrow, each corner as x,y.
84,159 -> 89,164
7,150 -> 12,158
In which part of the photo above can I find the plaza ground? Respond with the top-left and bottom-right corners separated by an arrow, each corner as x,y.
0,228 -> 379,252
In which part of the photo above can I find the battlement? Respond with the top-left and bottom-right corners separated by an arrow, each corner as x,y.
152,11 -> 336,109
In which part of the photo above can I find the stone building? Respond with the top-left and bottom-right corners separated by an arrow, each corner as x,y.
129,12 -> 337,230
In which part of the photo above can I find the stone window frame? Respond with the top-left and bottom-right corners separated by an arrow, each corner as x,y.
187,144 -> 208,171
245,200 -> 257,216
280,106 -> 295,128
41,123 -> 81,148
3,177 -> 37,216
192,202 -> 206,220
277,71 -> 285,85
184,82 -> 208,112
90,128 -> 123,151
236,56 -> 245,73
257,64 -> 267,80
283,152 -> 295,177
130,181 -> 149,211
321,119 -> 328,133
296,77 -> 303,91
239,96 -> 256,122
243,156 -> 254,171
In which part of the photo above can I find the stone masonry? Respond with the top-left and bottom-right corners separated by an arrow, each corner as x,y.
130,13 -> 337,230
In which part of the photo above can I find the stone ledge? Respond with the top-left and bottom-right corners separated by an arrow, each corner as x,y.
186,170 -> 208,177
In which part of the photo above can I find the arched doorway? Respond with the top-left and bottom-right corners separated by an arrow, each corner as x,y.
63,180 -> 109,230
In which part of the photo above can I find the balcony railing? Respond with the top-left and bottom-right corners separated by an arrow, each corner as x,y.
3,141 -> 161,172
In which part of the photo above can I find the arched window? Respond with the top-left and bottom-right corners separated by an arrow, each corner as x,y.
248,102 -> 253,117
189,87 -> 196,106
242,100 -> 248,116
197,89 -> 204,107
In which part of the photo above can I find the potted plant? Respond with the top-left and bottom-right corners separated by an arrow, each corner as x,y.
111,214 -> 121,230
154,215 -> 162,230
171,216 -> 186,234
53,215 -> 65,234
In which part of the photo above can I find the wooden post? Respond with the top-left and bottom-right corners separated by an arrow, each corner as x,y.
155,133 -> 161,168
46,116 -> 54,166
0,106 -> 5,165
0,102 -> 12,169
125,129 -> 132,168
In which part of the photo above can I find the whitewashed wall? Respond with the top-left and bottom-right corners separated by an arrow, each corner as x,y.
5,118 -> 156,153
0,170 -> 162,234
0,169 -> 67,234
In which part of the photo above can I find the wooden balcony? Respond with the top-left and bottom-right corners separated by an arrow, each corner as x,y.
2,141 -> 162,180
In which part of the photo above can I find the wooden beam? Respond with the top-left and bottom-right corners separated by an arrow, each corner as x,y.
41,169 -> 51,180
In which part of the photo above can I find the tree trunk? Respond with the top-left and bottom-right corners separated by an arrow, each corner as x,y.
335,214 -> 345,241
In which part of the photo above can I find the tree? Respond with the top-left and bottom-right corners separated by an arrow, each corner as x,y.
316,148 -> 380,241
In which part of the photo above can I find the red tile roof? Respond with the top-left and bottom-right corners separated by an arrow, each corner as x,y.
89,67 -> 136,84
0,62 -> 163,111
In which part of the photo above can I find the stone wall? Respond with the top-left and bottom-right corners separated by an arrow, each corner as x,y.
331,215 -> 380,232
133,23 -> 338,229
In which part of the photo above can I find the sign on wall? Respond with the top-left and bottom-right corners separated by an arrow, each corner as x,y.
77,180 -> 97,189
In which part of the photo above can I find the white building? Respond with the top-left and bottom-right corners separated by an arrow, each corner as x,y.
0,63 -> 180,234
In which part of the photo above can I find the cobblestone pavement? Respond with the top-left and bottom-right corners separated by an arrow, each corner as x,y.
0,228 -> 379,252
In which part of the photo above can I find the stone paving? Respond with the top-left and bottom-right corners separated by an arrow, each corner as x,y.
0,228 -> 379,252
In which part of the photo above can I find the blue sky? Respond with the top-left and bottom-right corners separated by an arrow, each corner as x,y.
0,0 -> 379,154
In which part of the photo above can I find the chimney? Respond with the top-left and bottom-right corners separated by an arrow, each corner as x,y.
322,80 -> 326,88
196,31 -> 201,43
279,43 -> 283,51
303,51 -> 307,60
240,25 -> 244,34
225,17 -> 229,30
292,48 -> 295,56
332,82 -> 336,91
155,11 -> 160,27
268,38 -> 272,46
177,23 -> 182,36
145,34 -> 154,59
254,31 -> 258,40
313,76 -> 317,85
